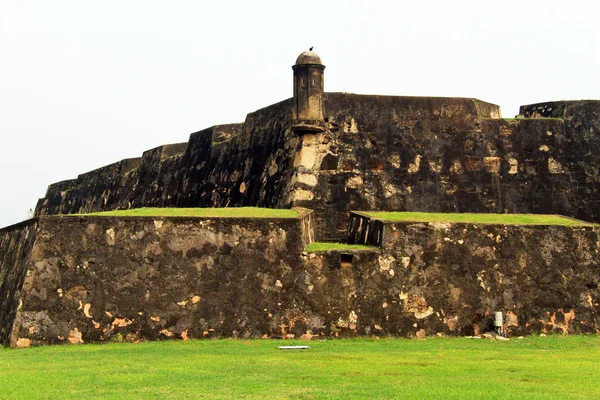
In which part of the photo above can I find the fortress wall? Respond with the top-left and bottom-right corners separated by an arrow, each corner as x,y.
298,93 -> 509,239
519,101 -> 600,220
343,216 -> 600,336
521,101 -> 570,118
160,143 -> 189,159
0,219 -> 38,346
46,179 -> 78,194
173,99 -> 298,209
487,102 -> 600,223
10,214 -> 312,346
35,99 -> 299,216
35,139 -> 199,215
520,100 -> 600,120
5,212 -> 600,346
33,95 -> 600,244
303,95 -> 600,240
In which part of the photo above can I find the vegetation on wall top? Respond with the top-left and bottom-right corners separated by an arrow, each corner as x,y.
361,212 -> 596,227
74,207 -> 305,219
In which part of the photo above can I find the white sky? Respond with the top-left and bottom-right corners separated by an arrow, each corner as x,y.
1,0 -> 599,228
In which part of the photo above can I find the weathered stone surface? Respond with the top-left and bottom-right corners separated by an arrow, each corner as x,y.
9,214 -> 314,345
33,96 -> 600,244
36,100 -> 299,216
292,94 -> 503,239
302,96 -> 600,240
3,210 -> 600,344
13,57 -> 600,343
348,213 -> 600,336
0,219 -> 38,346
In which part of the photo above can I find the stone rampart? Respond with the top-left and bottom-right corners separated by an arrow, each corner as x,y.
0,219 -> 38,346
33,95 -> 600,243
300,96 -> 600,239
9,212 -> 314,346
4,210 -> 600,345
36,98 -> 299,216
346,213 -> 600,336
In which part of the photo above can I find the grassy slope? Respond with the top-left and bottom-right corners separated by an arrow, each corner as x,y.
362,212 -> 595,227
75,207 -> 302,219
1,337 -> 599,399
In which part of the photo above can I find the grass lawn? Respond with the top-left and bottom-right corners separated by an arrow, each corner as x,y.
1,336 -> 598,399
361,212 -> 596,227
306,242 -> 377,252
73,207 -> 303,219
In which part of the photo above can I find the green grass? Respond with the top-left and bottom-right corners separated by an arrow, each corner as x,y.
361,212 -> 596,227
1,336 -> 599,399
306,242 -> 377,253
73,207 -> 304,219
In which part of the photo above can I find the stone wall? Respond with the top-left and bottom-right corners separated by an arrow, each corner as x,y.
345,214 -> 600,336
297,95 -> 600,240
36,99 -> 300,216
4,211 -> 600,346
0,219 -> 38,346
33,95 -> 600,242
10,213 -> 314,346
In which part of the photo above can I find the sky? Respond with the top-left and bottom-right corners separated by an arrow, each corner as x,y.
0,0 -> 599,228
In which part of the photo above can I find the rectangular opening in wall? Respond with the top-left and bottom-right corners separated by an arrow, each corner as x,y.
340,253 -> 353,267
